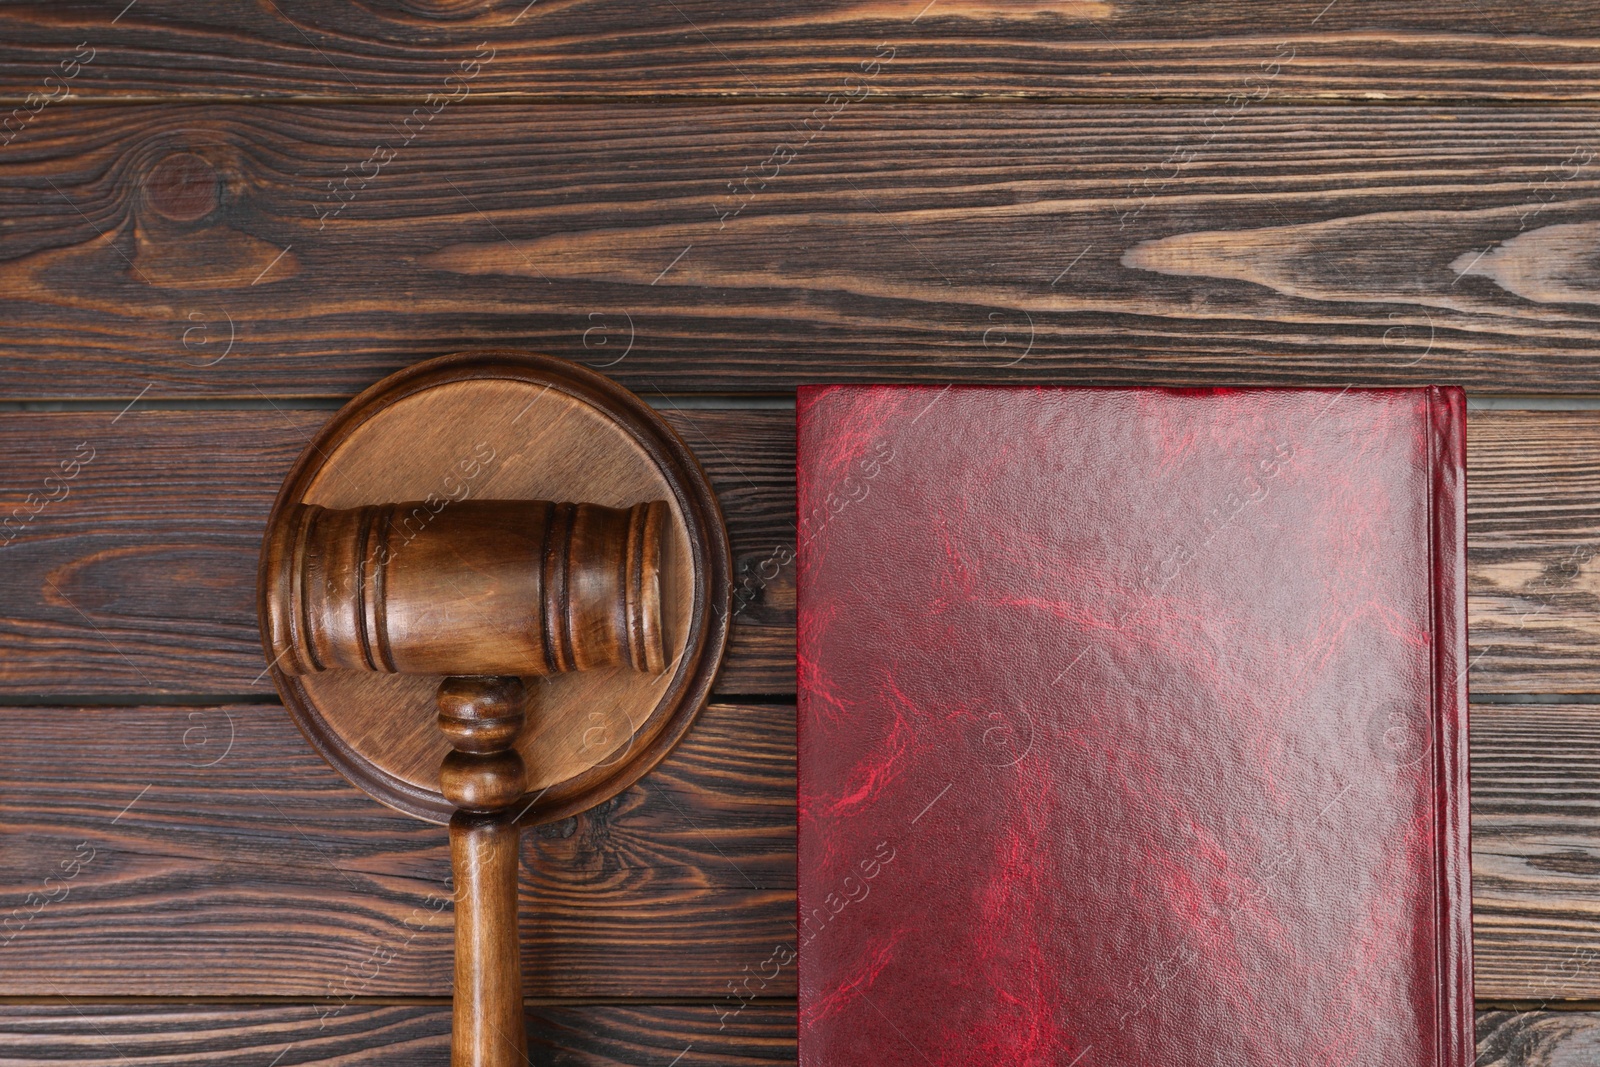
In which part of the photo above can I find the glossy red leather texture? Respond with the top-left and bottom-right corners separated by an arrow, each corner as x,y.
797,386 -> 1470,1067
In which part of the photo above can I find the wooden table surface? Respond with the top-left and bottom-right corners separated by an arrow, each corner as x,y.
4,3 -> 1600,1063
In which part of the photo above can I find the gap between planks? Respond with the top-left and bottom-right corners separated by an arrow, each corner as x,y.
0,395 -> 797,413
14,92 -> 1600,108
6,395 -> 1600,413
0,995 -> 798,1007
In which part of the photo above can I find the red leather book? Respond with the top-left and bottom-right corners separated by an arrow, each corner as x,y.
797,386 -> 1470,1067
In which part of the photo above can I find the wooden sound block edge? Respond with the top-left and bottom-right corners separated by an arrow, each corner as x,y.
257,349 -> 732,826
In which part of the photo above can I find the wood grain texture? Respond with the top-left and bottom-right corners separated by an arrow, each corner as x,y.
2,407 -> 1599,696
7,105 -> 1600,395
8,3 -> 1600,1055
0,1003 -> 796,1065
1474,1010 -> 1600,1067
440,680 -> 529,1067
0,1005 -> 1594,1066
1472,703 -> 1600,1002
4,699 -> 1600,999
0,701 -> 794,998
0,408 -> 789,697
1,1 -> 1599,102
1468,413 -> 1600,694
450,809 -> 527,1067
0,1005 -> 1596,1067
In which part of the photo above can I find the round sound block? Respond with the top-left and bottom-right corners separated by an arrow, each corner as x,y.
257,351 -> 731,825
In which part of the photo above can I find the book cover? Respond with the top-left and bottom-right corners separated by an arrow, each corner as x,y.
797,386 -> 1470,1066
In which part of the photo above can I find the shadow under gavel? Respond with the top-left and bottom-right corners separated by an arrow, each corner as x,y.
265,498 -> 668,1067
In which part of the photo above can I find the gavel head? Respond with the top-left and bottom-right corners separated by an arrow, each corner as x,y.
262,498 -> 668,678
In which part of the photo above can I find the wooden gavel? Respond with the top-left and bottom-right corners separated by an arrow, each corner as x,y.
263,497 -> 668,1066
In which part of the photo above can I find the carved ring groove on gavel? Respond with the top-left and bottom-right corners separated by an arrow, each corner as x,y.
269,498 -> 667,678
264,497 -> 668,1066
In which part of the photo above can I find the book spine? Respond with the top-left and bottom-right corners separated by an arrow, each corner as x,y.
1428,384 -> 1473,1067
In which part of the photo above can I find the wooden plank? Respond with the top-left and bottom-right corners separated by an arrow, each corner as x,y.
1472,702 -> 1600,1003
2,407 -> 1599,696
1475,1010 -> 1600,1066
0,1005 -> 1594,1066
1468,414 -> 1600,694
0,702 -> 795,998
1,2 -> 1599,102
0,408 -> 792,697
0,1003 -> 795,1065
5,699 -> 1600,1000
4,105 -> 1600,395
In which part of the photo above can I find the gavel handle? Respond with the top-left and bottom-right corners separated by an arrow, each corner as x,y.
436,677 -> 534,1067
451,811 -> 528,1067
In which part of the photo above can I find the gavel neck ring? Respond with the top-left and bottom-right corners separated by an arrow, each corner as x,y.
436,676 -> 532,814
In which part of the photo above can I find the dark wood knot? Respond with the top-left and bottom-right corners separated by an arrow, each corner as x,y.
377,0 -> 496,20
144,152 -> 220,223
